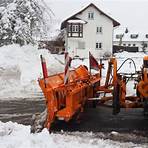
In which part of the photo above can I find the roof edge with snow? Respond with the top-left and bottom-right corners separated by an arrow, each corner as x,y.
61,3 -> 120,29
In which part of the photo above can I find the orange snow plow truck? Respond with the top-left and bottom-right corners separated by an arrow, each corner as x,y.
31,54 -> 148,133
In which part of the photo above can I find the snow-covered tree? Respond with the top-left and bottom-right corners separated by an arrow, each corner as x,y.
0,0 -> 51,46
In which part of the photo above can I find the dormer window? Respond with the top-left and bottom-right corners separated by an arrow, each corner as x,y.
130,34 -> 138,38
133,44 -> 136,46
67,23 -> 83,38
88,12 -> 94,19
72,25 -> 79,32
146,34 -> 148,38
116,34 -> 123,39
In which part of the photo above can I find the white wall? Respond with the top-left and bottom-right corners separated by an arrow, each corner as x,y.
67,6 -> 114,58
114,41 -> 148,52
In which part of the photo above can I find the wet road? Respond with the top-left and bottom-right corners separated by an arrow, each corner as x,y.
0,99 -> 46,125
0,99 -> 148,132
0,99 -> 148,143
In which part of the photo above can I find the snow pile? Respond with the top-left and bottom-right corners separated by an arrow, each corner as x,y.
0,44 -> 64,99
114,51 -> 146,74
61,51 -> 146,96
0,45 -> 146,99
114,51 -> 146,96
0,121 -> 147,148
115,51 -> 147,59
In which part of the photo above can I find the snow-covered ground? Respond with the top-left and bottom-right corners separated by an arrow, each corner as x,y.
0,44 -> 147,99
0,45 -> 148,147
0,44 -> 64,99
0,121 -> 147,148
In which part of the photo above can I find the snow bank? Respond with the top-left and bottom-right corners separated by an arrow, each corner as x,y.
114,51 -> 146,72
0,44 -> 64,99
115,51 -> 147,59
55,51 -> 146,96
0,45 -> 146,99
0,121 -> 146,148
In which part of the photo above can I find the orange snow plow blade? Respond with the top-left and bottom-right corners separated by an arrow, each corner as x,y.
38,65 -> 101,131
30,54 -> 148,133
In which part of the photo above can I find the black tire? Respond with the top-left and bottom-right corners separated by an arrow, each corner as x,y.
113,83 -> 120,115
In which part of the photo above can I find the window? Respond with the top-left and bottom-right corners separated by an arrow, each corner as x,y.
72,25 -> 79,32
96,43 -> 99,49
116,34 -> 123,39
128,44 -> 131,46
130,34 -> 138,39
56,48 -> 59,52
99,43 -> 102,48
96,42 -> 102,49
67,23 -> 83,37
133,44 -> 136,46
145,43 -> 148,47
146,34 -> 148,38
96,27 -> 102,33
88,12 -> 94,19
123,44 -> 126,46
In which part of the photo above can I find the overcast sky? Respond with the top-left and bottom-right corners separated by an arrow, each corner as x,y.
45,0 -> 148,32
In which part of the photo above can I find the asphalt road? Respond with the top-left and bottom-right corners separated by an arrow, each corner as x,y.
1,99 -> 148,132
0,99 -> 148,143
0,99 -> 45,125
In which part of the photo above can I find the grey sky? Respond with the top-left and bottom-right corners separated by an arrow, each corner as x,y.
45,0 -> 148,32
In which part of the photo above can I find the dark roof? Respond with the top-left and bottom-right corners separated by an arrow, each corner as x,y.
61,3 -> 120,29
39,40 -> 64,46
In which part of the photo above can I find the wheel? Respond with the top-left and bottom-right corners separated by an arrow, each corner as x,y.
113,83 -> 120,115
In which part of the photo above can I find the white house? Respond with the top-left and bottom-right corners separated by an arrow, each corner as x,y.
114,32 -> 148,52
61,3 -> 120,58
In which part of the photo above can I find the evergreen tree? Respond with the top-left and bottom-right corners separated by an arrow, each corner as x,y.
0,0 -> 50,46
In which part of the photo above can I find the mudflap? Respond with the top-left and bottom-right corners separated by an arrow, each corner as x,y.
113,83 -> 120,115
30,109 -> 48,133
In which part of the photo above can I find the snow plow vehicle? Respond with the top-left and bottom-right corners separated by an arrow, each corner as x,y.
31,53 -> 148,133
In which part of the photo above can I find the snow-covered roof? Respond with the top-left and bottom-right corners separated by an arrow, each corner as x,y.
61,3 -> 120,29
67,19 -> 87,24
114,27 -> 148,42
114,33 -> 148,42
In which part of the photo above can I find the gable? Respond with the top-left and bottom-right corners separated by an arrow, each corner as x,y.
61,3 -> 120,29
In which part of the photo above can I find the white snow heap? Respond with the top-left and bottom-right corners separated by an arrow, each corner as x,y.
0,121 -> 147,148
0,44 -> 64,99
0,44 -> 146,99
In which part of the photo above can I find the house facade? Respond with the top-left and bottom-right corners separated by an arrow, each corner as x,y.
61,3 -> 120,58
114,33 -> 148,52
